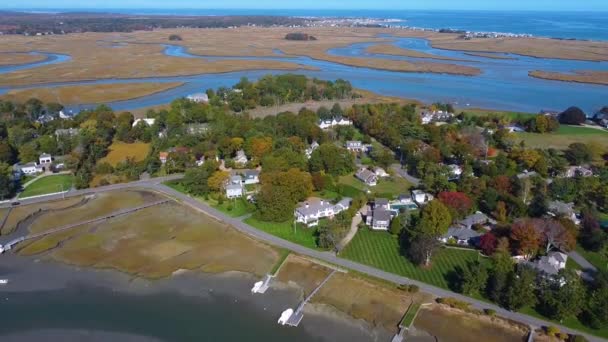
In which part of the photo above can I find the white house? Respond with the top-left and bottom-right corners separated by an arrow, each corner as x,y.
230,175 -> 243,186
369,209 -> 392,230
374,167 -> 389,178
355,168 -> 378,187
305,141 -> 320,159
412,190 -> 434,205
345,141 -> 368,153
132,118 -> 156,127
39,153 -> 52,165
447,164 -> 463,180
187,93 -> 209,103
234,150 -> 248,166
528,252 -> 568,276
318,117 -> 352,129
506,125 -> 525,133
17,162 -> 43,175
243,170 -> 260,185
294,198 -> 351,227
564,166 -> 593,178
226,184 -> 244,199
420,110 -> 454,125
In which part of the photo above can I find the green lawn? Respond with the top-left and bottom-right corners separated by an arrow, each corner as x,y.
212,198 -> 253,218
516,125 -> 608,150
566,257 -> 583,271
401,302 -> 422,327
338,174 -> 412,199
19,174 -> 73,198
341,228 -> 485,289
521,306 -> 608,339
575,246 -> 607,272
245,217 -> 321,250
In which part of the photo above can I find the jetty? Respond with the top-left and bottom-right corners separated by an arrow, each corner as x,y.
279,270 -> 337,327
0,200 -> 169,253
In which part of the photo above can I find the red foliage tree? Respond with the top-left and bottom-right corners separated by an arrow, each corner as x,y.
492,175 -> 512,195
510,219 -> 542,258
479,233 -> 498,256
438,191 -> 473,218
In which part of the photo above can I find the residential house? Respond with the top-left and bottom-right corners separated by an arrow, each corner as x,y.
294,198 -> 351,227
459,212 -> 491,229
196,157 -> 205,167
374,167 -> 389,178
15,162 -> 44,175
369,208 -> 392,230
243,170 -> 260,185
440,226 -> 482,245
305,141 -> 319,159
186,93 -> 209,103
447,164 -> 463,180
506,125 -> 525,133
374,198 -> 390,210
159,152 -> 169,165
55,128 -> 80,139
420,110 -> 453,125
37,114 -> 55,124
528,251 -> 568,276
592,110 -> 608,128
345,140 -> 367,152
132,118 -> 156,127
39,153 -> 52,165
355,168 -> 378,187
318,117 -> 352,129
564,166 -> 593,178
517,170 -> 538,179
226,184 -> 244,199
59,109 -> 76,119
412,190 -> 434,205
229,175 -> 243,186
234,150 -> 248,166
548,201 -> 580,225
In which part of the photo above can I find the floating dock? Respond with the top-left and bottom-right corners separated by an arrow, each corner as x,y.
251,274 -> 274,294
279,270 -> 337,327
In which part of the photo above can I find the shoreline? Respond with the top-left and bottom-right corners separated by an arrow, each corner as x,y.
0,253 -> 388,342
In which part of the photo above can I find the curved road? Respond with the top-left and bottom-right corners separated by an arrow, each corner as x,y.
1,176 -> 604,341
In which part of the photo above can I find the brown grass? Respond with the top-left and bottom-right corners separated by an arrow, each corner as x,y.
529,70 -> 608,86
275,254 -> 332,296
1,197 -> 84,235
0,52 -> 46,66
98,141 -> 150,167
413,304 -> 529,342
366,43 -> 465,61
1,82 -> 185,104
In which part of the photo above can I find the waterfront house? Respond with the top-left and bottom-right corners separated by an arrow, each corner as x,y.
355,168 -> 378,187
318,117 -> 352,129
243,170 -> 260,185
186,93 -> 209,103
369,208 -> 392,230
39,153 -> 52,165
226,183 -> 244,199
132,118 -> 156,127
412,190 -> 434,205
294,198 -> 351,227
234,150 -> 248,166
420,110 -> 454,125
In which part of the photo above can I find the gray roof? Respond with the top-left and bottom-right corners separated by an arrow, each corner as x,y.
40,153 -> 52,159
459,213 -> 489,228
548,201 -> 575,216
443,227 -> 482,241
356,169 -> 376,182
372,209 -> 392,225
244,170 -> 260,179
375,198 -> 389,207
528,252 -> 568,276
346,140 -> 362,147
296,198 -> 351,217
226,184 -> 242,191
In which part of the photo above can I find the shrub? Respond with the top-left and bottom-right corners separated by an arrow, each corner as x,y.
484,308 -> 496,316
437,297 -> 470,311
546,326 -> 560,337
168,34 -> 182,41
408,284 -> 420,293
558,107 -> 586,125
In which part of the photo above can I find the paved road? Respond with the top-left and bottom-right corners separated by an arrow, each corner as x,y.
1,177 -> 604,341
390,164 -> 421,187
569,251 -> 599,272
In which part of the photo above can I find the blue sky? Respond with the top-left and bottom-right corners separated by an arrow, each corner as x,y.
3,0 -> 608,11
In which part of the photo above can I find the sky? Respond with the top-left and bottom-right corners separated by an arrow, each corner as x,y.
3,0 -> 608,11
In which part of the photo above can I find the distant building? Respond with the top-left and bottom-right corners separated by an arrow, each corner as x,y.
420,110 -> 453,125
55,128 -> 80,139
186,123 -> 210,135
440,226 -> 482,245
318,117 -> 352,129
345,141 -> 368,153
374,167 -> 389,178
15,162 -> 43,175
186,93 -> 209,103
159,152 -> 169,164
564,166 -> 593,178
39,153 -> 52,165
305,141 -> 319,159
548,201 -> 580,225
132,118 -> 156,127
355,168 -> 378,187
294,198 -> 351,227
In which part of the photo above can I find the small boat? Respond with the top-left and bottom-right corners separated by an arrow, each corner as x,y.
0,279 -> 8,285
278,308 -> 293,325
251,281 -> 263,293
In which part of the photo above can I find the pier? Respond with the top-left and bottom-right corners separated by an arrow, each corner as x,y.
0,200 -> 170,253
280,270 -> 337,327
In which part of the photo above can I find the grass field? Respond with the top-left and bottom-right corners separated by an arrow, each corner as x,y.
516,125 -> 608,150
211,197 -> 254,218
339,174 -> 412,199
244,217 -> 320,250
98,141 -> 150,167
401,302 -> 422,327
19,174 -> 73,198
575,246 -> 607,272
341,228 -> 486,289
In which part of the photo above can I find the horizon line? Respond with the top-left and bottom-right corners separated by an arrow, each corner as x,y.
4,8 -> 608,12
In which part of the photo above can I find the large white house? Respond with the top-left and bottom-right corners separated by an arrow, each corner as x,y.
420,110 -> 454,125
39,153 -> 52,165
132,118 -> 156,127
318,117 -> 352,129
412,190 -> 434,205
226,184 -> 244,199
186,93 -> 209,103
355,168 -> 378,187
16,162 -> 43,175
345,141 -> 368,153
294,198 -> 351,227
365,198 -> 393,231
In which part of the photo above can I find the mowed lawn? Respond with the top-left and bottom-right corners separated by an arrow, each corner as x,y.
98,141 -> 150,166
339,174 -> 412,198
19,174 -> 73,198
516,125 -> 608,150
245,217 -> 320,250
341,228 -> 485,289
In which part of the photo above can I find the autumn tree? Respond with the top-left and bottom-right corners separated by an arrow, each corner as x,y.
539,219 -> 576,253
510,219 -> 542,258
406,200 -> 452,266
247,136 -> 273,161
256,168 -> 313,222
479,233 -> 498,256
207,171 -> 230,192
309,143 -> 355,176
438,191 -> 473,219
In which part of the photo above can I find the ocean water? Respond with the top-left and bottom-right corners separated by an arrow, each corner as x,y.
12,9 -> 608,41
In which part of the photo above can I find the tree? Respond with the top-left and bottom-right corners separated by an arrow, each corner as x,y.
182,163 -> 217,196
0,162 -> 16,200
582,271 -> 608,329
510,219 -> 542,258
558,107 -> 586,125
540,219 -> 576,253
417,200 -> 452,238
538,269 -> 586,322
565,143 -> 593,165
309,143 -> 355,176
438,191 -> 473,219
18,142 -> 38,163
256,169 -> 313,222
390,215 -> 403,236
408,235 -> 441,267
504,265 -> 537,311
479,233 -> 498,255
487,246 -> 514,304
493,201 -> 508,223
248,136 -> 273,161
528,190 -> 548,217
579,211 -> 607,252
457,261 -> 489,295
207,171 -> 230,192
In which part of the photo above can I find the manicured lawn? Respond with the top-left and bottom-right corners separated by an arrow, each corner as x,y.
212,198 -> 253,218
98,141 -> 150,166
576,246 -> 607,271
461,109 -> 535,120
341,228 -> 486,289
566,257 -> 583,271
516,125 -> 608,150
19,174 -> 73,198
521,306 -> 608,339
338,174 -> 411,199
245,217 -> 320,250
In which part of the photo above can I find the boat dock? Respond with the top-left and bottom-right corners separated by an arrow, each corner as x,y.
0,200 -> 170,253
251,274 -> 274,294
280,270 -> 337,327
